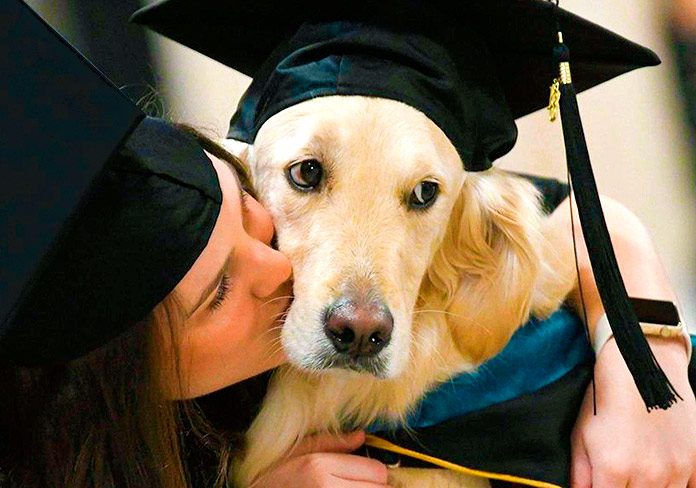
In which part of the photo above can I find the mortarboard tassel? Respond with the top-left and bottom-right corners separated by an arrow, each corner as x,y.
551,32 -> 681,410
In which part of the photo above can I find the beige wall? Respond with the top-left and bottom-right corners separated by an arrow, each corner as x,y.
146,33 -> 251,138
147,1 -> 696,328
497,0 -> 696,328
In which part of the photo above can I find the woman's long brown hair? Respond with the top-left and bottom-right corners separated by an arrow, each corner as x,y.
0,294 -> 239,488
0,129 -> 261,488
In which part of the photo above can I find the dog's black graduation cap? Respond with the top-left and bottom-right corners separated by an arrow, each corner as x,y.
133,0 -> 679,410
0,0 -> 222,366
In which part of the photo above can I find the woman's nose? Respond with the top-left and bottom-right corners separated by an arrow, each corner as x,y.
242,195 -> 292,298
244,194 -> 275,246
248,240 -> 293,299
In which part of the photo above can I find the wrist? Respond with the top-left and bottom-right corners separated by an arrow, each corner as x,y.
596,335 -> 691,388
591,299 -> 691,360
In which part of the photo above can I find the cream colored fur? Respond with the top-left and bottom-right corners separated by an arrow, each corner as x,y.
232,96 -> 576,487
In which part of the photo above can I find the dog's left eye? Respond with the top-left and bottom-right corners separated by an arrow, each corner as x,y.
409,181 -> 439,209
287,159 -> 323,191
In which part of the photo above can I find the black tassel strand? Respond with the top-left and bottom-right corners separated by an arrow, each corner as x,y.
553,34 -> 681,411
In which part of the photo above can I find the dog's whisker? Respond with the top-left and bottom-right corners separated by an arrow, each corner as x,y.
268,341 -> 283,352
264,294 -> 294,302
256,335 -> 287,359
411,309 -> 465,318
267,345 -> 286,358
410,327 -> 449,373
259,334 -> 285,353
268,323 -> 287,334
267,337 -> 286,352
256,324 -> 285,341
263,332 -> 284,345
266,312 -> 288,323
259,295 -> 294,309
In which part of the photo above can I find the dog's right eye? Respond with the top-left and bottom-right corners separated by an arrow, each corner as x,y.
286,159 -> 323,192
408,181 -> 439,210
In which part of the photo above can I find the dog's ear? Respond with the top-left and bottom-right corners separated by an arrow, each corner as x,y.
420,170 -> 575,364
221,138 -> 251,165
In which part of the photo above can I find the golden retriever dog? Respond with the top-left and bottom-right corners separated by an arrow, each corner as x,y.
230,95 -> 576,487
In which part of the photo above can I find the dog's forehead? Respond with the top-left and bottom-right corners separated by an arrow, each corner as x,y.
255,96 -> 462,178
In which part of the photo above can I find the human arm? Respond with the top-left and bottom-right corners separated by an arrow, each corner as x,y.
547,194 -> 696,488
253,431 -> 392,488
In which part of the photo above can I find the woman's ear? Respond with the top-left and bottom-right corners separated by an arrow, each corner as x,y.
420,170 -> 575,364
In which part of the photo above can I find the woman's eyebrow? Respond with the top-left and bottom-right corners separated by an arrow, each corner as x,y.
188,256 -> 231,317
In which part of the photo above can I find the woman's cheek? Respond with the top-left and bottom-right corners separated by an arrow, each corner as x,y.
221,294 -> 258,340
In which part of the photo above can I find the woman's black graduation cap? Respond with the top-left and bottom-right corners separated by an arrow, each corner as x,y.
133,0 -> 678,410
0,0 -> 222,366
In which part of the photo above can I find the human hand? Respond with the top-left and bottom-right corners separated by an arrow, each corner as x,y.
253,431 -> 392,488
571,337 -> 696,487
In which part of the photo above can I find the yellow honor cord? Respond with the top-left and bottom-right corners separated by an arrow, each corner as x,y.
364,434 -> 563,488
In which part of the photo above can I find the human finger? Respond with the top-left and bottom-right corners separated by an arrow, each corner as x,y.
666,472 -> 691,488
293,431 -> 366,457
627,470 -> 670,488
685,468 -> 696,488
332,482 -> 392,488
592,465 -> 629,488
254,450 -> 387,488
309,453 -> 388,484
663,455 -> 694,488
630,453 -> 694,488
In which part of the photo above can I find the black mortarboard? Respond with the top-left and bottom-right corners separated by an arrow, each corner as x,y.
133,0 -> 679,409
132,0 -> 660,170
0,0 -> 222,365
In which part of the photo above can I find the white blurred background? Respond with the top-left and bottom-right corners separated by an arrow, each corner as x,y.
28,0 -> 696,329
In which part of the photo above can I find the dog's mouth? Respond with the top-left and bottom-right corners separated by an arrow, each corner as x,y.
307,351 -> 389,378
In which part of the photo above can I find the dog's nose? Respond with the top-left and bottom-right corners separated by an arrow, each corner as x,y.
323,297 -> 393,357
